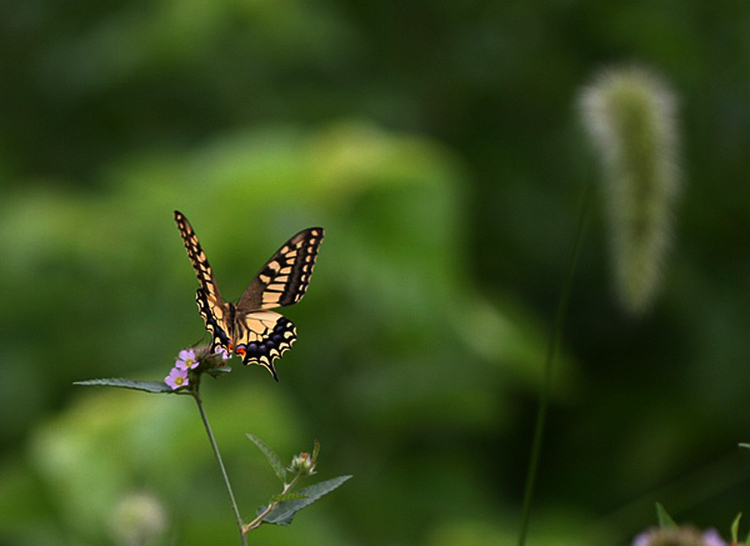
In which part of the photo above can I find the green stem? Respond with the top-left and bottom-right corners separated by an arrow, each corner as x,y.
243,470 -> 303,533
517,182 -> 593,546
193,383 -> 248,546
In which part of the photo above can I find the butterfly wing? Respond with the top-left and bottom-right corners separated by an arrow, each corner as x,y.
236,227 -> 324,312
174,211 -> 234,351
233,311 -> 297,381
234,227 -> 323,380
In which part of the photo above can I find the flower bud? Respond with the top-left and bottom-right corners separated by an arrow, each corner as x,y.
288,451 -> 317,475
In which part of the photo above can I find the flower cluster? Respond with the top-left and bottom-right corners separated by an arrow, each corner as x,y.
164,346 -> 234,391
164,349 -> 198,390
287,440 -> 320,477
288,451 -> 317,476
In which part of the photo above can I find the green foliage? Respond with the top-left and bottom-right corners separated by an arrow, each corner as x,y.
247,433 -> 288,483
245,434 -> 350,531
260,476 -> 353,526
656,503 -> 678,529
74,378 -> 175,394
75,345 -> 349,544
731,513 -> 742,545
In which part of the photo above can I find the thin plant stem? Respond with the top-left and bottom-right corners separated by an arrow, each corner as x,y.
243,470 -> 304,533
517,181 -> 593,546
193,382 -> 248,546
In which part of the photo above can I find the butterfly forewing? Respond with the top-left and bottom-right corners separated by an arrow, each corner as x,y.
237,227 -> 324,312
174,211 -> 235,353
174,211 -> 323,380
174,211 -> 226,305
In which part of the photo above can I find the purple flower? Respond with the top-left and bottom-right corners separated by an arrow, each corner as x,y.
175,349 -> 198,370
632,527 -> 727,546
702,529 -> 727,546
214,346 -> 232,361
165,367 -> 189,390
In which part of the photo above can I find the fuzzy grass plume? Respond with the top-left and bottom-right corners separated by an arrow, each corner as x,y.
579,66 -> 681,314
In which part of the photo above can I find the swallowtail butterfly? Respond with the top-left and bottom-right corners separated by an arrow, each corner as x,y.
174,211 -> 323,380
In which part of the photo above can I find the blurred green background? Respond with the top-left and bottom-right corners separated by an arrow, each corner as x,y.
2,1 -> 750,545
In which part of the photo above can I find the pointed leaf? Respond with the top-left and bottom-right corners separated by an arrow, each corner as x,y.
74,378 -> 176,394
655,503 -> 677,528
731,513 -> 742,544
260,475 -> 352,526
246,433 -> 287,482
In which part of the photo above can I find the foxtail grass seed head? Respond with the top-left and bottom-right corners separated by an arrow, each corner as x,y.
579,66 -> 681,314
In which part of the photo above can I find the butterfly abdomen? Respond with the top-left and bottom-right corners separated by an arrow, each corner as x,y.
196,288 -> 235,352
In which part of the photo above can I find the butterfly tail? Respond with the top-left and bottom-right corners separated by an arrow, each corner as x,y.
236,347 -> 281,381
262,359 -> 280,382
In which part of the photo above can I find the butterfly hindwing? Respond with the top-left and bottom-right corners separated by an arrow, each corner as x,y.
233,311 -> 297,381
174,211 -> 323,380
237,227 -> 324,312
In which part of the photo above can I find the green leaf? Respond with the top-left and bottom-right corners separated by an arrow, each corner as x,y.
73,378 -> 176,394
739,443 -> 750,450
260,475 -> 352,526
246,433 -> 287,482
655,502 -> 677,528
731,513 -> 742,544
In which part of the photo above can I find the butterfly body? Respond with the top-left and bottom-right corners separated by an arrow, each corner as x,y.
174,211 -> 323,380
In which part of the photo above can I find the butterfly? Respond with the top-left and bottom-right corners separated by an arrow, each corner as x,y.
174,211 -> 324,380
